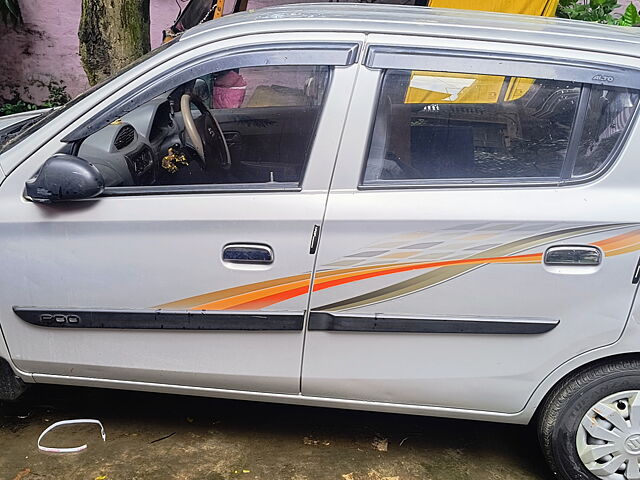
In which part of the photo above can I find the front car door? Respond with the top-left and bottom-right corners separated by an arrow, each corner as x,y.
301,36 -> 640,414
0,33 -> 361,394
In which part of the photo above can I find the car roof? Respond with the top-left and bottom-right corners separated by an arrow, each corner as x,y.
181,3 -> 640,60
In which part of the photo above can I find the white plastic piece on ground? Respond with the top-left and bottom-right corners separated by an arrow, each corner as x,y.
37,419 -> 106,454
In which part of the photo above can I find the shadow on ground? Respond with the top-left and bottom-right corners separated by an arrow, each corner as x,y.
0,385 -> 551,480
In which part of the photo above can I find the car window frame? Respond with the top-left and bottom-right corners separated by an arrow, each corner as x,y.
63,42 -> 358,196
358,46 -> 640,189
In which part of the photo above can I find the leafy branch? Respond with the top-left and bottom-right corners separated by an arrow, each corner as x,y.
616,1 -> 640,24
557,0 -> 640,25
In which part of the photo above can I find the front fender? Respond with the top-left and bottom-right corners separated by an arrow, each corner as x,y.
0,321 -> 33,392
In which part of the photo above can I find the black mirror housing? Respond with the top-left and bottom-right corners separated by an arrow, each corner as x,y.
25,154 -> 105,203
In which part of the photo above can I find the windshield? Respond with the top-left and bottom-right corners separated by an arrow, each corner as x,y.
0,40 -> 177,155
0,112 -> 51,148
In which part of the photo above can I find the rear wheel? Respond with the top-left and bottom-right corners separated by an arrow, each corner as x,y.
538,359 -> 640,480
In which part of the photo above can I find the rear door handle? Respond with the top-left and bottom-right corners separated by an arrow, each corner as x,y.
544,246 -> 601,266
223,244 -> 274,265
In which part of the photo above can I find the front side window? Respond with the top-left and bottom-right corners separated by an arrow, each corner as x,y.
76,64 -> 330,189
362,68 -> 637,185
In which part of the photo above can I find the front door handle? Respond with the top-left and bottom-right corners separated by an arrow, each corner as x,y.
223,244 -> 274,265
544,245 -> 601,266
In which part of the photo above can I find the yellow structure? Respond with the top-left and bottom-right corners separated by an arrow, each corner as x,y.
428,0 -> 559,17
405,72 -> 536,104
404,0 -> 559,104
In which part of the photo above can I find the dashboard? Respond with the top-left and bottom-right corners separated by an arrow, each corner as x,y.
78,98 -> 184,187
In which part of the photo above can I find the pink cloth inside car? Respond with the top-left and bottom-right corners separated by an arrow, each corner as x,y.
213,71 -> 247,109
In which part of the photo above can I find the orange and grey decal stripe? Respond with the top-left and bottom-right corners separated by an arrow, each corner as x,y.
318,224 -> 640,311
156,224 -> 640,312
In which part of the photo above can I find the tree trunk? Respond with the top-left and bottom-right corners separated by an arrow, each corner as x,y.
79,0 -> 150,86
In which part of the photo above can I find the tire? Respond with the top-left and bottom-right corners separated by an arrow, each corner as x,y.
538,358 -> 640,480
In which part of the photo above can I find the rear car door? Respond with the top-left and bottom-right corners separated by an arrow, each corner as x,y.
0,36 -> 361,394
301,38 -> 640,413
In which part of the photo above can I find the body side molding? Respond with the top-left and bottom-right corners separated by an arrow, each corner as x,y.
308,311 -> 559,334
13,307 -> 303,331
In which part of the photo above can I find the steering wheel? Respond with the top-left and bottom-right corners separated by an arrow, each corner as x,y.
180,93 -> 231,170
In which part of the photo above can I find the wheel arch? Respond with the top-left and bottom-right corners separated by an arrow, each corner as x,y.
529,351 -> 640,425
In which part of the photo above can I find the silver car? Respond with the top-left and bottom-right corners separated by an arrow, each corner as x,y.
2,4 -> 640,479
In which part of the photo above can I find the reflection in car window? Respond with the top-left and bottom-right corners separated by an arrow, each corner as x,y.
198,65 -> 329,110
362,69 -> 582,184
77,65 -> 330,189
573,85 -> 639,177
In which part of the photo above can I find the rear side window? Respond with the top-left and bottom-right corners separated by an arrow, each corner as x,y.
362,69 -> 638,185
573,85 -> 639,177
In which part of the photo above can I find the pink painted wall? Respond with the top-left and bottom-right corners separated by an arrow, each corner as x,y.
616,0 -> 634,13
0,0 -> 196,103
0,0 -> 87,103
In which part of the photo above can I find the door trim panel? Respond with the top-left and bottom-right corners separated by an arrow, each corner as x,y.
13,307 -> 303,331
308,311 -> 559,334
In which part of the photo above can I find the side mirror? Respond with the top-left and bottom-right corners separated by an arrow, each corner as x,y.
193,78 -> 211,104
25,154 -> 105,203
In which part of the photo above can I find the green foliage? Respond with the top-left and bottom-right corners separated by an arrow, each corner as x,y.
0,97 -> 37,116
616,2 -> 640,25
41,82 -> 71,108
0,82 -> 70,116
0,0 -> 22,25
557,0 -> 619,23
557,0 -> 640,25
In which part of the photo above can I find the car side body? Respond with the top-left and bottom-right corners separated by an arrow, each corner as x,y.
2,3 -> 640,434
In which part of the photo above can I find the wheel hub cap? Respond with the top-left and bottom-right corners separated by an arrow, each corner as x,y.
577,390 -> 640,479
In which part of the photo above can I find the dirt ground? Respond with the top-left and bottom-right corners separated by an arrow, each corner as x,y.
0,385 -> 551,480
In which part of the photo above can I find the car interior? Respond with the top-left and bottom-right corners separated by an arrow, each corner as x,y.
76,65 -> 330,188
365,71 -> 584,182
